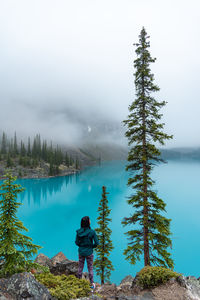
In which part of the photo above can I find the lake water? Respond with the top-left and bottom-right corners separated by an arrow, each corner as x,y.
2,160 -> 200,284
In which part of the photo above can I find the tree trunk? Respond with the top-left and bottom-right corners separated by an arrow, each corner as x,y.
142,55 -> 150,266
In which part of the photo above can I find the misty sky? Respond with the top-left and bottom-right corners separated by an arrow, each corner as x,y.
0,0 -> 200,147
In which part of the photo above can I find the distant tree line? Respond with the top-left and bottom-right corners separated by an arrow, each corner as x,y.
0,132 -> 80,175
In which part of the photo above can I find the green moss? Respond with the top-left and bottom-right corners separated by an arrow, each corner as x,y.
137,266 -> 180,289
35,273 -> 91,300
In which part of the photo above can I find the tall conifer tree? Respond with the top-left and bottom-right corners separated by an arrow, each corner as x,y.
0,173 -> 41,275
123,28 -> 173,268
1,132 -> 7,154
14,132 -> 18,156
94,186 -> 114,284
27,137 -> 31,157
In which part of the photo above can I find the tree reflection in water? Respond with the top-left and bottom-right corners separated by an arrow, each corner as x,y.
18,173 -> 79,206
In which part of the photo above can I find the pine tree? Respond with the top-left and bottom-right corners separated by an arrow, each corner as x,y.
0,173 -> 41,276
27,137 -> 31,157
69,156 -> 74,166
41,140 -> 47,161
75,157 -> 79,169
122,27 -> 173,268
20,141 -> 26,157
6,153 -> 13,167
65,152 -> 70,167
1,132 -> 7,155
14,132 -> 18,156
94,186 -> 114,284
49,161 -> 54,176
9,138 -> 14,157
18,169 -> 23,178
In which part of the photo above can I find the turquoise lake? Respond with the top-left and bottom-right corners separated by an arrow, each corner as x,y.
3,160 -> 200,284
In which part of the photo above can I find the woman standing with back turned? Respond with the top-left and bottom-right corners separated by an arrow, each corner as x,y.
75,216 -> 99,290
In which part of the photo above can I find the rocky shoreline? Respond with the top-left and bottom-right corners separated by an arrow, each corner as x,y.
0,252 -> 199,300
0,161 -> 80,180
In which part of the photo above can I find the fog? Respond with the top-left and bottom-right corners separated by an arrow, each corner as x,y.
0,0 -> 200,147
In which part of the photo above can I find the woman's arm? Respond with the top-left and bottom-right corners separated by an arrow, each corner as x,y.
92,231 -> 99,248
75,233 -> 80,246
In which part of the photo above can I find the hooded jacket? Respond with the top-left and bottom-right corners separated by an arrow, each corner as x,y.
75,227 -> 99,257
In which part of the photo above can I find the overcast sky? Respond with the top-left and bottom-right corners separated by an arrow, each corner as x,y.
0,0 -> 199,147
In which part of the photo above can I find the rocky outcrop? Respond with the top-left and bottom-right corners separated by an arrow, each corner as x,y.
34,252 -> 79,276
50,259 -> 79,276
94,275 -> 200,300
178,276 -> 200,299
0,272 -> 54,300
51,252 -> 69,266
14,253 -> 198,300
0,159 -> 79,180
35,253 -> 52,268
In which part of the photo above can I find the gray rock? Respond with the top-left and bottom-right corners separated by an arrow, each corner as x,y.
185,276 -> 200,298
0,272 -> 54,300
76,297 -> 102,300
50,259 -> 79,276
120,276 -> 135,286
97,283 -> 117,297
116,292 -> 155,300
139,292 -> 156,300
168,277 -> 176,284
176,276 -> 187,288
51,252 -> 68,266
35,252 -> 79,277
34,253 -> 52,268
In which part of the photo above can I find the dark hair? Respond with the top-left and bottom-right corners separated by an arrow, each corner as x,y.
81,216 -> 90,228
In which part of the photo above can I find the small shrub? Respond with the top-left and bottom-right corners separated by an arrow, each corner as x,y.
137,266 -> 180,289
35,273 -> 91,300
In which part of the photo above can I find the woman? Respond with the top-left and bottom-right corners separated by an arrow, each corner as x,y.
75,216 -> 99,289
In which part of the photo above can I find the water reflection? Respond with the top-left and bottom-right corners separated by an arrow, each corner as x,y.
18,173 -> 79,206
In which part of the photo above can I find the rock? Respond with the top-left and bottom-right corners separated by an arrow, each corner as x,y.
50,259 -> 79,276
51,251 -> 68,266
116,292 -> 156,300
0,272 -> 54,300
117,275 -> 135,295
96,283 -> 117,298
35,253 -> 52,268
35,252 -> 79,277
76,297 -> 102,300
168,277 -> 176,284
184,276 -> 200,299
176,276 -> 187,288
138,292 -> 156,300
82,272 -> 90,281
120,275 -> 135,286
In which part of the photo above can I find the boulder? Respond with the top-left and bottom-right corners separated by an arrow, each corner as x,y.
117,276 -> 135,295
50,259 -> 79,276
116,292 -> 155,300
34,253 -> 52,268
120,275 -> 135,286
76,297 -> 102,300
0,272 -> 54,300
51,251 -> 68,266
184,276 -> 200,299
96,283 -> 117,298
